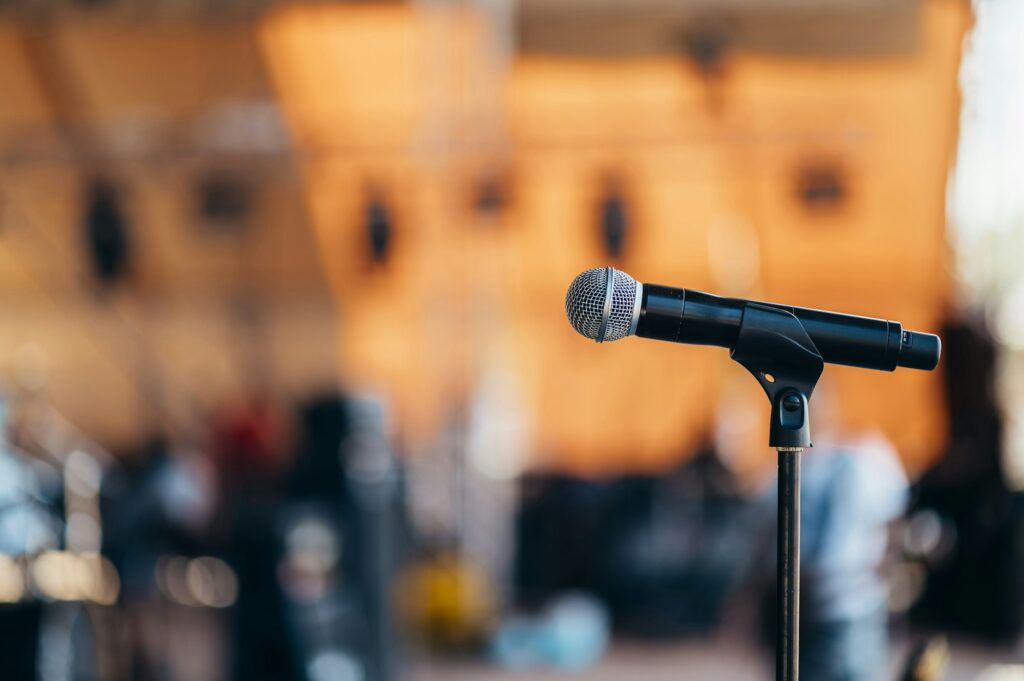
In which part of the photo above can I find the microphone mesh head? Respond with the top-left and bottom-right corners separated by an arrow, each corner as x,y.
564,267 -> 640,342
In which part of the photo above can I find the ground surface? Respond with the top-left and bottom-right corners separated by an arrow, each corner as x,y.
416,635 -> 1021,681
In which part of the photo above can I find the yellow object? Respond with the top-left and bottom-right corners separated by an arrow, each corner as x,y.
395,552 -> 495,650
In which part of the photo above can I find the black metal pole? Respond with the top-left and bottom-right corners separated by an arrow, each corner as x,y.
777,447 -> 801,681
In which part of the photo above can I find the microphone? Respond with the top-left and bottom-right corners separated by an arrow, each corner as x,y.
565,267 -> 940,372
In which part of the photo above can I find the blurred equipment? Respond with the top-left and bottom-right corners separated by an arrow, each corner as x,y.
278,393 -> 402,681
514,476 -> 610,612
515,455 -> 758,637
910,316 -> 1024,641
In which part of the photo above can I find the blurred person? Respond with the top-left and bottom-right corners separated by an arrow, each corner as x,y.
101,435 -> 221,681
784,386 -> 909,681
0,393 -> 61,680
208,393 -> 295,681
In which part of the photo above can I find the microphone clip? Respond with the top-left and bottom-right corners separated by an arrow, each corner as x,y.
730,303 -> 824,449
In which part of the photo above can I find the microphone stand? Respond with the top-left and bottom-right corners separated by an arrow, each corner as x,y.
731,304 -> 824,681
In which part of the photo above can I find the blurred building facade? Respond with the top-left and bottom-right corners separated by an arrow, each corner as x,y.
0,0 -> 969,475
261,0 -> 968,473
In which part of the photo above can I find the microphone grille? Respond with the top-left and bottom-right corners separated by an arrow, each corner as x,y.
564,267 -> 641,342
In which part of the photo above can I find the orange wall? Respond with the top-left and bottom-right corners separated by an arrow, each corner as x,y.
260,0 -> 969,474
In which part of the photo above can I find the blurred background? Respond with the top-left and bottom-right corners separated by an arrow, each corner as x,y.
0,0 -> 1021,679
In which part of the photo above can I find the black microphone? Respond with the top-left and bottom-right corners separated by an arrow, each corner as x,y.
564,267 -> 940,372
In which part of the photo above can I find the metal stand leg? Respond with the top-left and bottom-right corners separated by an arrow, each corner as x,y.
776,447 -> 801,681
728,303 -> 818,681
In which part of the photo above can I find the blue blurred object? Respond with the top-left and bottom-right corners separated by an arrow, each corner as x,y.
492,593 -> 610,670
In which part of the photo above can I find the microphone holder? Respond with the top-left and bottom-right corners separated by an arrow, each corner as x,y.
731,303 -> 824,681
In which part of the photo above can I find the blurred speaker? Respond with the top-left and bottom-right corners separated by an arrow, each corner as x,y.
365,193 -> 393,267
196,174 -> 252,233
473,176 -> 506,217
794,159 -> 848,212
598,180 -> 629,260
83,179 -> 131,286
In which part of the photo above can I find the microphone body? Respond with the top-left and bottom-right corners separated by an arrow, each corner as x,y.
638,284 -> 939,372
563,267 -> 940,372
